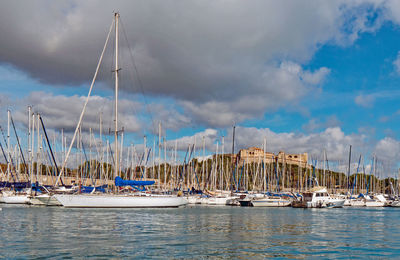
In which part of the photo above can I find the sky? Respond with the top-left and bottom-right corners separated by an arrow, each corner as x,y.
1,1 -> 400,175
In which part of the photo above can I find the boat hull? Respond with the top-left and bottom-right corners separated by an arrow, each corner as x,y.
238,200 -> 253,207
31,195 -> 62,206
54,194 -> 188,208
251,199 -> 291,207
29,197 -> 46,205
207,197 -> 233,205
349,200 -> 365,207
365,200 -> 385,207
3,195 -> 30,204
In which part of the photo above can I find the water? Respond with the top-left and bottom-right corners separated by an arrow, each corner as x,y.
0,205 -> 399,259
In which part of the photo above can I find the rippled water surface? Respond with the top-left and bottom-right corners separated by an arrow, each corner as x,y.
0,205 -> 399,259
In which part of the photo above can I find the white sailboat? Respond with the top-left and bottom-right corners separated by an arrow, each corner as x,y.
364,194 -> 386,207
2,190 -> 30,204
54,194 -> 187,208
53,13 -> 187,208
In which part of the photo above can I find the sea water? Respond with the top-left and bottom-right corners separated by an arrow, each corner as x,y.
0,204 -> 398,259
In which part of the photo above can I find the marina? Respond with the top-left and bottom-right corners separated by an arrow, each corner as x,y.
2,1 -> 400,258
2,12 -> 397,210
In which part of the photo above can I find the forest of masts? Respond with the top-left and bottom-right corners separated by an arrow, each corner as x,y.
0,109 -> 399,196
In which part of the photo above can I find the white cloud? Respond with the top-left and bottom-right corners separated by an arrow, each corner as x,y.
11,92 -> 142,134
355,94 -> 375,107
166,126 -> 367,162
375,137 -> 400,162
302,115 -> 342,133
166,128 -> 219,152
181,62 -> 330,127
393,50 -> 400,74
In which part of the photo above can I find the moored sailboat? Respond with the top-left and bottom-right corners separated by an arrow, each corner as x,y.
52,13 -> 188,208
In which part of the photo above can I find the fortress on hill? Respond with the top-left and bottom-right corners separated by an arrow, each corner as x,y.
236,147 -> 309,167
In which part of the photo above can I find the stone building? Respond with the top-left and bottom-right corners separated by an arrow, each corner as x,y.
237,147 -> 309,167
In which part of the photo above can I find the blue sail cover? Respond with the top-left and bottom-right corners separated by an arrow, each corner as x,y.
0,181 -> 31,189
80,185 -> 108,193
115,176 -> 155,187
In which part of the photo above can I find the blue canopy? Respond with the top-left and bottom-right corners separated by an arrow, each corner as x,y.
0,181 -> 30,189
115,176 -> 155,187
80,185 -> 107,193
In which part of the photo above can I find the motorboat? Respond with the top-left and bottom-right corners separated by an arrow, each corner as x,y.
292,186 -> 345,208
251,196 -> 291,207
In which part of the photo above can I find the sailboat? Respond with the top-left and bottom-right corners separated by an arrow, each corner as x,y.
1,110 -> 31,204
53,13 -> 187,208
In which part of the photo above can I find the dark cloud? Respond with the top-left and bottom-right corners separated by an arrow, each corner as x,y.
0,1 -> 389,127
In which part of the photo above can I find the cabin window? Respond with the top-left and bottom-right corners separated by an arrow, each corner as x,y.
304,193 -> 313,199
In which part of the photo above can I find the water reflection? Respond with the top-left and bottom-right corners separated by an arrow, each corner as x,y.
0,205 -> 400,258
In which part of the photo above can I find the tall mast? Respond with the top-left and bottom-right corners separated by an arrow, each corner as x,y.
28,106 -> 32,184
230,124 -> 236,193
144,135 -> 147,180
7,110 -> 10,182
158,122 -> 161,190
114,12 -> 120,180
202,136 -> 205,190
263,137 -> 266,193
347,145 -> 352,192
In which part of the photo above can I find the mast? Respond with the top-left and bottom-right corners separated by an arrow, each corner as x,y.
263,137 -> 266,193
347,145 -> 352,193
144,135 -> 147,180
28,106 -> 32,185
31,113 -> 35,184
323,149 -> 326,187
221,136 -> 224,190
114,12 -> 120,180
230,124 -> 236,193
202,136 -> 205,190
158,122 -> 161,190
7,110 -> 10,183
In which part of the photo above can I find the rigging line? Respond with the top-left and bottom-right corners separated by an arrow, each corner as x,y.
55,17 -> 114,186
0,126 -> 8,149
120,19 -> 157,135
39,115 -> 64,186
10,114 -> 28,175
0,125 -> 18,183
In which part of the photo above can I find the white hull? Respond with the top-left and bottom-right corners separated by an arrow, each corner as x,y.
306,199 -> 345,208
29,197 -> 46,205
343,199 -> 351,206
54,194 -> 188,208
0,195 -> 4,203
251,198 -> 291,207
365,200 -> 384,207
187,196 -> 199,204
349,200 -> 365,207
31,194 -> 62,206
207,196 -> 237,205
391,201 -> 400,207
3,195 -> 30,204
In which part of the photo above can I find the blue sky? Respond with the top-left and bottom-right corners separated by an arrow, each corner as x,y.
1,1 -> 400,174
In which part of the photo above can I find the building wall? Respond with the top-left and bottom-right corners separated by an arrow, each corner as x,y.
237,147 -> 309,167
